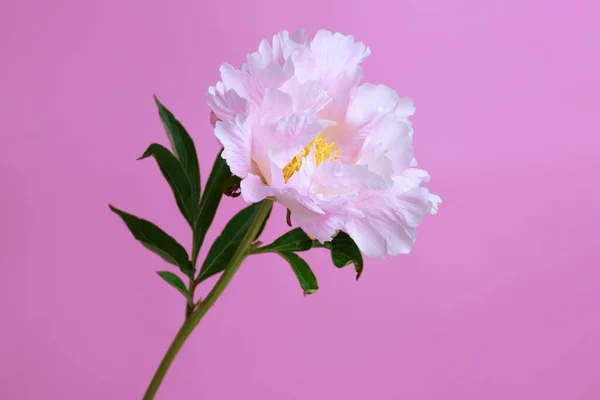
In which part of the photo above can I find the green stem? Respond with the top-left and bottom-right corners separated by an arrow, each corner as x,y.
143,200 -> 273,400
185,279 -> 195,318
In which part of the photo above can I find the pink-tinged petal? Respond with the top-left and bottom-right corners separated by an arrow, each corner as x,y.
290,28 -> 309,45
429,194 -> 442,215
331,83 -> 414,169
277,189 -> 345,243
353,142 -> 394,180
309,30 -> 371,88
214,115 -> 252,178
347,84 -> 414,126
393,168 -> 432,192
280,77 -> 331,115
394,97 -> 417,120
346,186 -> 440,258
260,89 -> 293,122
344,218 -> 390,259
258,62 -> 293,89
311,160 -> 391,197
220,63 -> 263,105
317,67 -> 365,162
209,111 -> 220,127
271,29 -> 309,66
240,173 -> 275,203
207,81 -> 249,121
253,114 -> 321,179
357,117 -> 414,176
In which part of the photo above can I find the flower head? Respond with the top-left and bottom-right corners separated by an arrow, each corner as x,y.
208,29 -> 441,259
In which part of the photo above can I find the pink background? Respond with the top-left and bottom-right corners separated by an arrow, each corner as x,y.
2,0 -> 599,398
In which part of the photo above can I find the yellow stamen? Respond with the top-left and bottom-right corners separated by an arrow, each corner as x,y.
282,135 -> 339,183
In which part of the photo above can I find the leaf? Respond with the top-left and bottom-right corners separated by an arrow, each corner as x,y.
329,231 -> 364,280
156,271 -> 191,301
277,251 -> 318,295
197,201 -> 273,282
154,95 -> 201,203
255,228 -> 313,253
109,205 -> 194,278
138,143 -> 197,226
191,150 -> 231,263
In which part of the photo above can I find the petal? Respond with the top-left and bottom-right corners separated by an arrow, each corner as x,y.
311,160 -> 391,198
271,29 -> 309,65
345,186 -> 439,258
240,173 -> 275,203
310,30 -> 371,88
220,63 -> 263,105
214,115 -> 252,178
280,77 -> 331,115
429,194 -> 442,215
277,188 -> 346,242
207,82 -> 249,121
252,114 -> 321,182
358,117 -> 414,176
347,84 -> 414,127
258,62 -> 292,89
331,83 -> 415,168
260,89 -> 293,122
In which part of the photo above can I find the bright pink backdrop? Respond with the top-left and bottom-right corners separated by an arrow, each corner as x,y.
2,0 -> 599,399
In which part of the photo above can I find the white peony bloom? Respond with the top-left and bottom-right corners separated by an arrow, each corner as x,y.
208,29 -> 441,259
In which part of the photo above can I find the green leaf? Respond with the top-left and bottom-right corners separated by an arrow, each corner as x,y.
329,231 -> 364,280
198,201 -> 273,282
154,95 -> 201,203
255,228 -> 313,253
277,251 -> 318,295
191,150 -> 231,264
156,271 -> 191,301
138,143 -> 197,226
109,205 -> 194,278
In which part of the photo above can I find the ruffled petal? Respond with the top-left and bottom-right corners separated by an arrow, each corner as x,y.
278,189 -> 345,242
240,173 -> 275,203
345,186 -> 438,258
251,114 -> 322,185
309,30 -> 370,89
280,77 -> 331,116
214,115 -> 252,178
207,81 -> 249,121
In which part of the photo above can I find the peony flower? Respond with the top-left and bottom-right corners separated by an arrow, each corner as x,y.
207,29 -> 441,259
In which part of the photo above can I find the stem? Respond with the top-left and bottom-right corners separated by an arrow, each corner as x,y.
143,200 -> 273,400
185,279 -> 195,318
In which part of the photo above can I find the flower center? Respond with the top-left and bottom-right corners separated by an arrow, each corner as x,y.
282,135 -> 339,183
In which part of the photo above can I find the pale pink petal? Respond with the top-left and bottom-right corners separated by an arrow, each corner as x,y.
278,189 -> 345,242
240,173 -> 275,203
220,63 -> 263,105
253,114 -> 321,178
207,81 -> 249,120
357,116 -> 414,176
258,62 -> 293,89
209,111 -> 220,127
214,115 -> 252,178
280,77 -> 331,115
260,89 -> 293,122
309,30 -> 371,89
345,186 -> 437,258
346,84 -> 414,126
